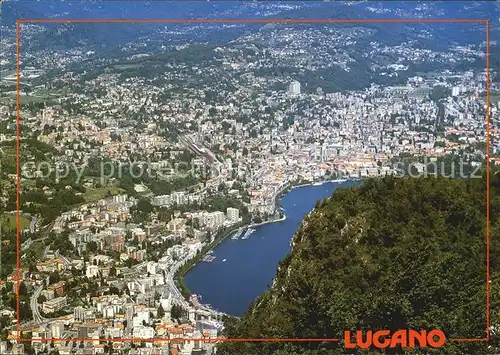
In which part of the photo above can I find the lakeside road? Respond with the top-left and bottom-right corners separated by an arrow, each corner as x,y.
167,252 -> 193,309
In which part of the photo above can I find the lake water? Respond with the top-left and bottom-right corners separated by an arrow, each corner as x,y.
184,180 -> 359,316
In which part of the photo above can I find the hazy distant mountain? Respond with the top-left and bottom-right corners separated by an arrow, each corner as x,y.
2,1 -> 497,53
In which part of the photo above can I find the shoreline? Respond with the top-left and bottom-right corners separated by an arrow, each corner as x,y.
174,223 -> 243,298
248,214 -> 287,228
175,177 -> 360,305
290,178 -> 357,190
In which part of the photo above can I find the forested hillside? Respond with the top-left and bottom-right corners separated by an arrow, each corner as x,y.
219,174 -> 500,354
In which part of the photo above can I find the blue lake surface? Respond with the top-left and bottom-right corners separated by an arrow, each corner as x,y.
184,180 -> 359,316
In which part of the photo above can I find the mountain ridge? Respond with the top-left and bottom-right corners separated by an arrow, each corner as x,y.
218,175 -> 500,354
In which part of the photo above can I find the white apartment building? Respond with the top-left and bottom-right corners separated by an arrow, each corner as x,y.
86,264 -> 100,278
226,207 -> 240,222
50,322 -> 64,339
112,195 -> 127,203
132,325 -> 155,339
204,211 -> 225,228
152,194 -> 171,206
171,191 -> 187,205
289,80 -> 301,95
133,309 -> 151,327
42,296 -> 67,313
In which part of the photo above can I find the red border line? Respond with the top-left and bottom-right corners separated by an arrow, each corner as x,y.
17,337 -> 341,343
18,19 -> 487,24
15,19 -> 22,339
485,18 -> 491,341
15,18 -> 490,345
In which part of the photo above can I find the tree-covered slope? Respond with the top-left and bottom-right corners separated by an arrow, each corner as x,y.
219,175 -> 500,354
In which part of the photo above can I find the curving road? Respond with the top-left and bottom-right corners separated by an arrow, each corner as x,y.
166,252 -> 193,309
30,284 -> 47,323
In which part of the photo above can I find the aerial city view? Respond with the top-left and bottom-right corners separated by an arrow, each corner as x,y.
0,1 -> 499,354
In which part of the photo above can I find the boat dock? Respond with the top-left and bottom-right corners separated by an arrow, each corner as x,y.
231,228 -> 244,239
241,228 -> 255,239
202,255 -> 216,262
